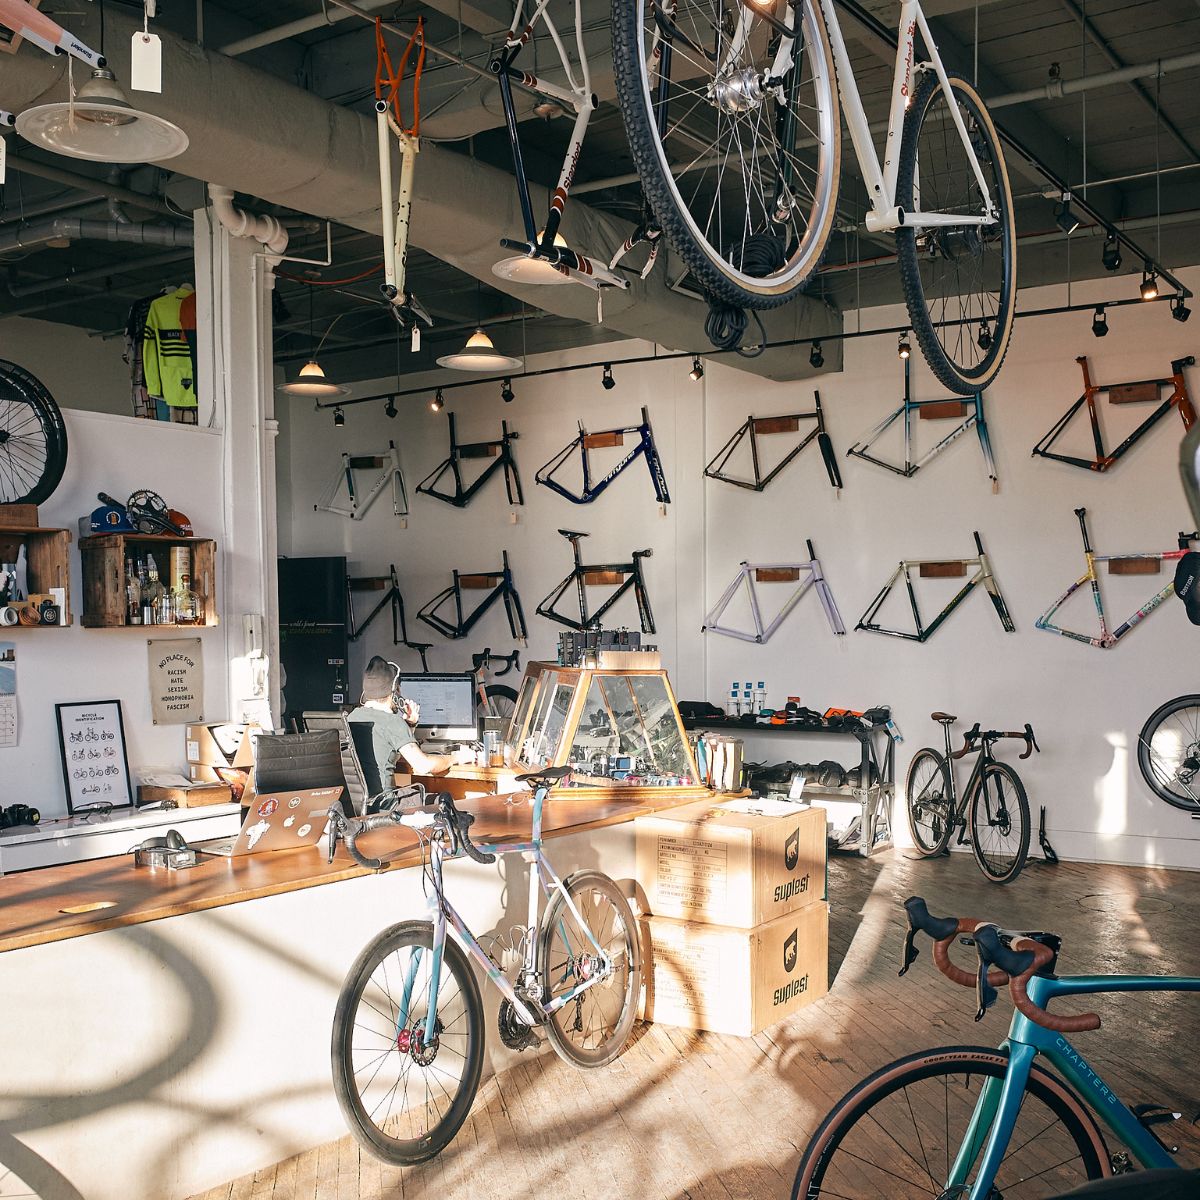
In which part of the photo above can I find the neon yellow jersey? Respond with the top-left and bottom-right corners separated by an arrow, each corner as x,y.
144,286 -> 197,409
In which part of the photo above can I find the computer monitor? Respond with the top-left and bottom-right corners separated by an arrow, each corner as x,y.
397,673 -> 477,743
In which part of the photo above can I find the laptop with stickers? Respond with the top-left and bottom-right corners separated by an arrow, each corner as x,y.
196,786 -> 344,857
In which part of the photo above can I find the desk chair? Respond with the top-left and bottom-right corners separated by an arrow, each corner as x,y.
251,729 -> 355,817
298,713 -> 411,816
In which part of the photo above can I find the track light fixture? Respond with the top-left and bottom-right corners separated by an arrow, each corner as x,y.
1091,307 -> 1108,338
977,321 -> 992,351
384,396 -> 397,419
1140,265 -> 1159,301
690,356 -> 704,381
1054,192 -> 1081,236
601,363 -> 616,391
809,342 -> 824,369
1172,295 -> 1192,324
897,333 -> 911,360
1101,231 -> 1122,272
430,388 -> 445,413
501,377 -> 515,403
333,406 -> 345,427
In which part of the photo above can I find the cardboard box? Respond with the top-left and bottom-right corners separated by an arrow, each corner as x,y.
187,762 -> 253,803
138,782 -> 233,808
640,904 -> 828,1036
185,722 -> 256,769
636,798 -> 825,927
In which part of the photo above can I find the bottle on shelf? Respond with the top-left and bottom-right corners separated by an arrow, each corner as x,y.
172,569 -> 200,625
126,557 -> 142,626
137,558 -> 154,625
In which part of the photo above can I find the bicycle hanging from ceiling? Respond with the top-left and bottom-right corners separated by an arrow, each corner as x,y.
346,564 -> 431,669
704,395 -> 841,492
856,532 -> 1014,642
846,355 -> 997,490
536,529 -> 656,633
416,413 -> 523,508
417,551 -> 528,641
315,441 -> 408,521
535,406 -> 669,505
702,540 -> 845,643
1032,355 -> 1196,473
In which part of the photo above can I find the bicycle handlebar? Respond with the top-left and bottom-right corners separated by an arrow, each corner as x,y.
471,647 -> 521,676
327,791 -> 497,869
951,723 -> 1039,760
327,808 -> 405,871
438,792 -> 496,865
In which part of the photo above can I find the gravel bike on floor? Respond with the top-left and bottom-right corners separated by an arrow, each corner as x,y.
328,770 -> 640,1164
905,713 -> 1038,883
793,896 -> 1200,1198
1137,695 -> 1200,815
612,0 -> 1016,393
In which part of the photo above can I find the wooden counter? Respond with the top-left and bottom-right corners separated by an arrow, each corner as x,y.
0,791 -> 704,955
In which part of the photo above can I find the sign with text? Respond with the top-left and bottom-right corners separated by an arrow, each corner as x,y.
148,638 -> 203,725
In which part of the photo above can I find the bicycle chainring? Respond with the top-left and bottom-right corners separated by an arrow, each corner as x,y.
126,489 -> 174,534
497,999 -> 537,1051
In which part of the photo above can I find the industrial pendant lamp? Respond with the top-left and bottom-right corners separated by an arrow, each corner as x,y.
279,296 -> 350,396
492,232 -> 572,286
436,327 -> 522,372
16,68 -> 189,163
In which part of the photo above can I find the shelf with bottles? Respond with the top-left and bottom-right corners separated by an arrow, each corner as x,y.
0,521 -> 73,627
79,535 -> 218,629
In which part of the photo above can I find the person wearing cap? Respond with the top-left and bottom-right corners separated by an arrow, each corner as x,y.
348,656 -> 473,787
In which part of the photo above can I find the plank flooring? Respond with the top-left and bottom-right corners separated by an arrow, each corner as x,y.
190,850 -> 1200,1200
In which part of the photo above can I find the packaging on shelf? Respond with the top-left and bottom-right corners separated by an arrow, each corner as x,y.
137,781 -> 233,808
185,722 -> 255,769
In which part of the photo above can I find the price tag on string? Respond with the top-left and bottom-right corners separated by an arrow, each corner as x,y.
131,31 -> 163,92
0,136 -> 6,187
411,324 -> 421,352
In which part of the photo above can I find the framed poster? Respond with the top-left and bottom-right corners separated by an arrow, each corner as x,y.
55,700 -> 135,814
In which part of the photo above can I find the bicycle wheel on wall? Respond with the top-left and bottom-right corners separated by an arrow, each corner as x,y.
611,0 -> 841,308
896,73 -> 1016,395
331,921 -> 484,1165
537,869 -> 640,1068
0,360 -> 68,505
1138,695 -> 1200,813
792,1046 -> 1109,1199
905,748 -> 955,856
969,761 -> 1030,883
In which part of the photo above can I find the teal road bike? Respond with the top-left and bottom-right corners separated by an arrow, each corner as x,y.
327,768 -> 640,1165
793,896 -> 1200,1198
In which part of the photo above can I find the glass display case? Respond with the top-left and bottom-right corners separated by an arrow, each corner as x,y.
506,663 -> 698,790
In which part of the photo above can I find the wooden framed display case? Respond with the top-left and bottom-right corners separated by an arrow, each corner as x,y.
0,522 -> 72,626
79,534 -> 218,628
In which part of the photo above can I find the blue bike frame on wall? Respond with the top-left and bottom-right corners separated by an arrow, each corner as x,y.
957,973 -> 1200,1197
535,406 -> 670,505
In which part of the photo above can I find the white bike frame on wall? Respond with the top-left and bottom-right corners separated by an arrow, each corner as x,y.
703,540 -> 846,644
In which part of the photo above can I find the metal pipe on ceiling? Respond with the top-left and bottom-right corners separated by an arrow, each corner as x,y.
6,245 -> 197,299
0,218 -> 194,258
219,0 -> 397,57
3,155 -> 181,219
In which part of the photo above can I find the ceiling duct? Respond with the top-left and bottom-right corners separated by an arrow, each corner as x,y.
0,217 -> 194,257
0,10 -> 840,380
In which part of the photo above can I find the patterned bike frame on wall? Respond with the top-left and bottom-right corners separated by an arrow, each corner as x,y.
1035,507 -> 1197,648
856,532 -> 1014,642
702,540 -> 845,643
416,413 -> 523,507
315,441 -> 407,520
535,406 -> 670,505
704,394 -> 842,492
417,551 -> 528,641
536,529 -> 655,633
1032,355 -> 1196,473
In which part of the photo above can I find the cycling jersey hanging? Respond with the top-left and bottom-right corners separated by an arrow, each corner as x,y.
143,285 -> 198,421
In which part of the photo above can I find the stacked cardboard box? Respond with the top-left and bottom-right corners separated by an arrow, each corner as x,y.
634,798 -> 829,1036
185,722 -> 256,803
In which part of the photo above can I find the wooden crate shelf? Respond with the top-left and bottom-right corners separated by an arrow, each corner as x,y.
79,535 -> 218,629
0,524 -> 73,627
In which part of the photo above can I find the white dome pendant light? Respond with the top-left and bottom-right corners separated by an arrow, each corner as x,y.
436,327 -> 522,372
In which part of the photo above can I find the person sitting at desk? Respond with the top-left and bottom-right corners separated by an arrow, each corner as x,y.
349,657 -> 473,785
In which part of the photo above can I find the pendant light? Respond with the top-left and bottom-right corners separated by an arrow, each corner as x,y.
16,67 -> 189,163
436,327 -> 522,372
279,293 -> 350,396
492,232 -> 573,286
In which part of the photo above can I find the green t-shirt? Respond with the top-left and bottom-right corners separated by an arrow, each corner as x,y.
348,706 -> 417,790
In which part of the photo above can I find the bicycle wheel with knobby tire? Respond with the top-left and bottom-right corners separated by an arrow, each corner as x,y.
611,0 -> 841,308
792,1046 -> 1109,1199
969,761 -> 1030,884
537,869 -> 640,1068
331,920 -> 484,1165
483,683 -> 518,726
0,360 -> 68,506
896,72 -> 1016,395
905,748 -> 955,856
1138,694 -> 1200,813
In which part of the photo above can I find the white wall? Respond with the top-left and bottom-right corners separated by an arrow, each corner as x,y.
0,316 -> 132,416
277,267 -> 1200,871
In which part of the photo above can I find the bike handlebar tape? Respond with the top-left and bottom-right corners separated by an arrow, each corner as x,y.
452,809 -> 496,865
343,811 -> 403,871
906,900 -> 1009,990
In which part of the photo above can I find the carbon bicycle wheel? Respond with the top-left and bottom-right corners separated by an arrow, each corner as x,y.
792,1046 -> 1109,1199
969,761 -> 1030,884
611,0 -> 841,308
896,72 -> 1017,395
332,920 -> 484,1164
483,684 -> 518,725
1138,694 -> 1200,813
537,869 -> 640,1068
0,360 -> 68,505
905,748 -> 955,856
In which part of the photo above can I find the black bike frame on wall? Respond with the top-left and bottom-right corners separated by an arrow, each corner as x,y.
856,532 -> 1015,642
536,529 -> 656,633
416,414 -> 523,508
346,563 -> 431,668
417,551 -> 528,641
535,406 -> 670,505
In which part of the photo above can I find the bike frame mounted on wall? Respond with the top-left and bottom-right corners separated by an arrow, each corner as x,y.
417,551 -> 528,641
536,529 -> 656,633
704,394 -> 842,492
702,539 -> 846,643
416,413 -> 523,508
346,564 -> 431,668
1032,355 -> 1196,473
535,406 -> 670,505
857,532 -> 1015,642
315,441 -> 408,520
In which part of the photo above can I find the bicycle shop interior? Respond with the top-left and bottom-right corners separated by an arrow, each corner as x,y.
1,0 -> 1199,1196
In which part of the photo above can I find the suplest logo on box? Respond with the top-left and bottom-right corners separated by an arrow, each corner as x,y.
783,927 -> 797,973
776,927 -> 810,1008
774,872 -> 810,905
784,826 -> 799,871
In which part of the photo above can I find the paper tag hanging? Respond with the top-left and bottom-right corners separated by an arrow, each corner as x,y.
130,32 -> 163,93
0,137 -> 6,187
411,324 -> 421,352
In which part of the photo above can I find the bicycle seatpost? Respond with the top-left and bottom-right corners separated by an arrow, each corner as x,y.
1074,507 -> 1094,553
973,530 -> 984,556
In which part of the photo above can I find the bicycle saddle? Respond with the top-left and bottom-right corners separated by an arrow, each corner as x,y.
516,766 -> 572,786
558,529 -> 588,540
931,711 -> 957,724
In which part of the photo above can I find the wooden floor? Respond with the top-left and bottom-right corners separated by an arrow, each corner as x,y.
191,850 -> 1200,1200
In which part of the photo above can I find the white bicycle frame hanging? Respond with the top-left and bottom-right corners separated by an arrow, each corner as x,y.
703,541 -> 845,644
315,442 -> 408,520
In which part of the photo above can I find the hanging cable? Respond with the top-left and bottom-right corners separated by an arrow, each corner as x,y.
703,233 -> 785,356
